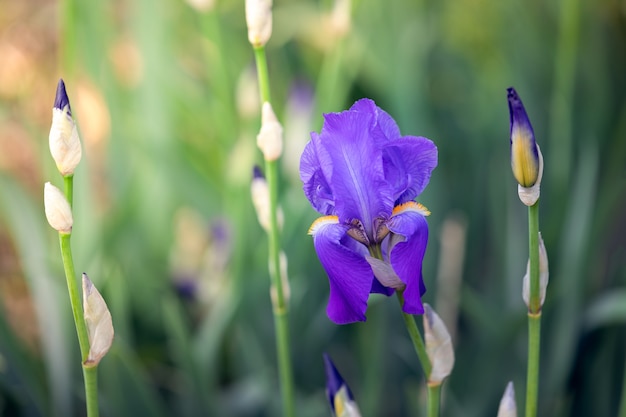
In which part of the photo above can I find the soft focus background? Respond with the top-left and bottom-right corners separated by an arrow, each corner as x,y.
1,0 -> 625,416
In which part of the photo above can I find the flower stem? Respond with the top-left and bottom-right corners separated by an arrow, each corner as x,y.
396,291 -> 432,378
64,175 -> 74,207
83,366 -> 99,417
252,44 -> 295,417
59,233 -> 89,360
427,383 -> 441,417
525,202 -> 541,417
525,312 -> 541,417
59,176 -> 99,417
254,46 -> 271,103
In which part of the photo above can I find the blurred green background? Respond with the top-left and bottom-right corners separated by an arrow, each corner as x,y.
1,0 -> 625,415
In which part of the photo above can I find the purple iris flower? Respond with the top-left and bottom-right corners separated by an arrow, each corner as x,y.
300,98 -> 437,324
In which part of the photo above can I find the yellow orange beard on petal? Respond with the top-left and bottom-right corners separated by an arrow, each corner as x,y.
511,127 -> 539,187
308,215 -> 339,235
392,201 -> 431,217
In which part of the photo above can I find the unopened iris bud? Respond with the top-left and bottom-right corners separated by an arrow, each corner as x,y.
245,0 -> 272,47
497,381 -> 517,417
82,273 -> 114,367
423,303 -> 455,385
523,233 -> 549,310
251,166 -> 284,231
323,353 -> 362,417
257,102 -> 283,161
507,87 -> 543,206
49,79 -> 82,176
44,182 -> 73,234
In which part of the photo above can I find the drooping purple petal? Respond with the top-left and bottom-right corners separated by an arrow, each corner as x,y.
309,217 -> 374,323
300,136 -> 335,215
383,136 -> 438,204
387,203 -> 430,315
317,110 -> 393,235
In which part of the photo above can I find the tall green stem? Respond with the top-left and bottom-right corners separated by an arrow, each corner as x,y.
252,44 -> 295,417
427,383 -> 441,417
59,176 -> 100,417
525,202 -> 541,417
396,291 -> 432,378
59,233 -> 89,360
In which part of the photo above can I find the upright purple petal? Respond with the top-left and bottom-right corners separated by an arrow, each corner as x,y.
349,98 -> 401,144
383,136 -> 438,204
317,110 -> 393,235
309,217 -> 374,323
387,203 -> 430,314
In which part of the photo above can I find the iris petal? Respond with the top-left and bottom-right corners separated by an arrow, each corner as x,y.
317,110 -> 393,235
301,136 -> 335,215
349,98 -> 401,145
387,203 -> 429,315
384,137 -> 438,204
309,217 -> 373,324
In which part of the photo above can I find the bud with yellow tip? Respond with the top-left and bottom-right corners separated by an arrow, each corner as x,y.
507,87 -> 543,206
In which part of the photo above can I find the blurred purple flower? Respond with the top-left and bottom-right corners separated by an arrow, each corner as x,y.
300,99 -> 437,324
323,353 -> 361,417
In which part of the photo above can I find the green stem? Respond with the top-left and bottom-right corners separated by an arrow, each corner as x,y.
396,291 -> 432,378
59,233 -> 89,360
59,174 -> 100,417
427,383 -> 441,417
528,202 -> 540,313
252,43 -> 295,417
64,175 -> 74,207
83,366 -> 99,417
525,313 -> 541,417
254,46 -> 271,103
525,202 -> 541,417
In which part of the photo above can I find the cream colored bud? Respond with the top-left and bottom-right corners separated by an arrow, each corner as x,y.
257,102 -> 283,161
523,232 -> 549,309
49,97 -> 82,176
245,0 -> 272,47
251,170 -> 284,231
517,145 -> 543,206
423,303 -> 455,384
497,382 -> 517,417
44,182 -> 73,234
82,273 -> 114,367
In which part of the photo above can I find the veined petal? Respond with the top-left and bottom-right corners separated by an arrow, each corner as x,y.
309,216 -> 373,324
387,202 -> 430,314
317,110 -> 393,234
301,135 -> 335,215
383,136 -> 438,204
349,98 -> 401,145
